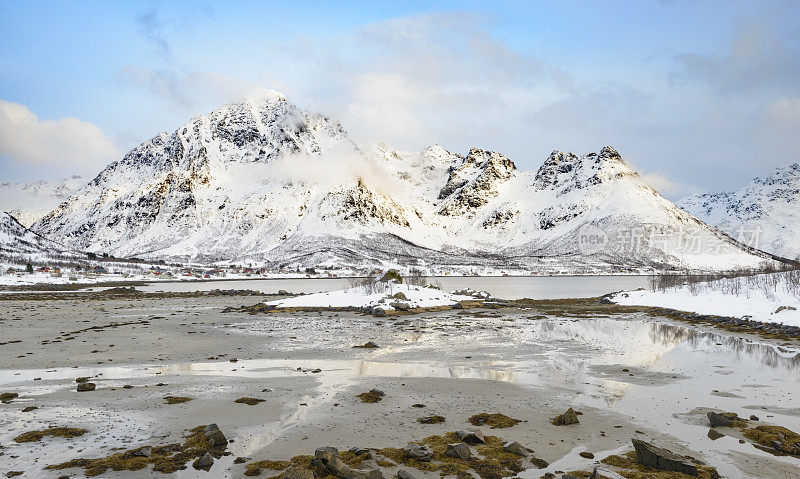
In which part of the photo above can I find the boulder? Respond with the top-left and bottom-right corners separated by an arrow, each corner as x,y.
327,457 -> 383,479
749,415 -> 759,421
456,429 -> 486,444
397,470 -> 417,479
315,447 -> 382,479
315,446 -> 339,462
203,424 -> 228,447
403,444 -> 433,461
631,439 -> 698,476
371,307 -> 387,317
390,302 -> 410,311
360,459 -> 380,470
707,412 -> 733,427
445,443 -> 471,460
284,467 -> 316,479
502,441 -> 528,456
130,446 -> 152,457
76,382 -> 96,392
192,452 -> 214,470
552,408 -> 579,425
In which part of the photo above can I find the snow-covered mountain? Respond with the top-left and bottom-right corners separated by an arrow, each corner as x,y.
0,175 -> 87,227
678,163 -> 800,260
0,211 -> 72,260
32,90 -> 779,271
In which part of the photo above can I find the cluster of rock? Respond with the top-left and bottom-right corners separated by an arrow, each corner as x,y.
75,377 -> 96,392
314,447 -> 386,479
631,439 -> 698,476
192,424 -> 228,471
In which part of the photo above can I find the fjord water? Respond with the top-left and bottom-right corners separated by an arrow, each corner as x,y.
137,275 -> 651,299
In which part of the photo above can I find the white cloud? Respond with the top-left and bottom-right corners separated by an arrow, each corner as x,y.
638,172 -> 679,196
764,96 -> 800,126
286,11 -> 557,154
0,100 -> 121,174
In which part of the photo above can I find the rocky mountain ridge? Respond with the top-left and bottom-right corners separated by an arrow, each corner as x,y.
29,90 -> 780,272
0,175 -> 87,227
679,163 -> 800,260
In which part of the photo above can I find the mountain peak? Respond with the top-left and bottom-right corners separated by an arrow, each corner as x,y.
534,146 -> 633,191
599,145 -> 622,160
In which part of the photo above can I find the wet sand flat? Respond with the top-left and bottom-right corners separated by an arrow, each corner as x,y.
1,293 -> 799,478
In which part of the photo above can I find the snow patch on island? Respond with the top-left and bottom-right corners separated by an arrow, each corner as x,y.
265,284 -> 483,310
611,271 -> 800,327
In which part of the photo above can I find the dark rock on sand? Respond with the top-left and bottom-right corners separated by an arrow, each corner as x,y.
192,452 -> 214,470
750,415 -> 759,421
397,470 -> 417,479
129,446 -> 153,457
403,444 -> 433,461
552,408 -> 579,425
456,429 -> 486,444
360,459 -> 380,470
445,443 -> 472,460
707,411 -> 734,427
317,446 -> 382,479
76,382 -> 96,392
631,439 -> 698,476
502,441 -> 528,456
203,424 -> 228,447
315,446 -> 339,462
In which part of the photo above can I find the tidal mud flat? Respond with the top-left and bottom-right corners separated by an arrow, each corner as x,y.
0,291 -> 799,478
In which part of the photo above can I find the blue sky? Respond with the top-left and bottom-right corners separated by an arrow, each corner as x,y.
1,1 -> 799,199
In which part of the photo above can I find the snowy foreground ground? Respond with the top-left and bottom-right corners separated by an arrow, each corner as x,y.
613,271 -> 800,327
265,283 -> 483,310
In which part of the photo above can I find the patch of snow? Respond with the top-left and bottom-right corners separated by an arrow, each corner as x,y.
265,283 -> 479,310
612,271 -> 800,327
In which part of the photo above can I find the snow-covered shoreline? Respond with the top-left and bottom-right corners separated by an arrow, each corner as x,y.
264,283 -> 484,311
612,271 -> 800,327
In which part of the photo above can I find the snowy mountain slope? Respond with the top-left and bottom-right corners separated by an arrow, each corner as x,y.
0,211 -> 73,260
0,175 -> 87,227
678,163 -> 800,260
32,90 -> 780,271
